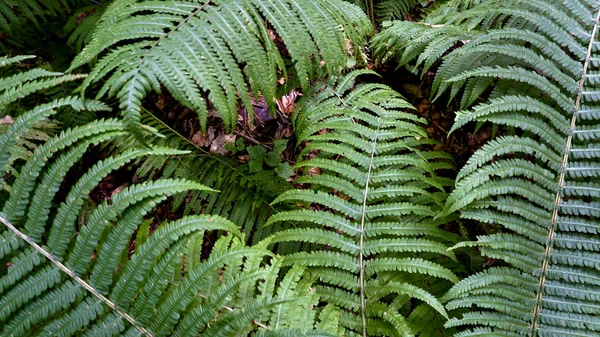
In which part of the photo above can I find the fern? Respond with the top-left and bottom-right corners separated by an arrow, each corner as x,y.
0,58 -> 331,336
0,0 -> 72,33
0,55 -> 91,188
262,70 -> 460,336
346,0 -> 420,25
375,0 -> 418,21
0,117 -> 57,192
119,111 -> 294,246
63,1 -> 107,52
375,1 -> 600,335
67,0 -> 372,139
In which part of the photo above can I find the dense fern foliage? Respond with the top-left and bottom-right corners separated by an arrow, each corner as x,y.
0,0 -> 70,33
68,0 -> 372,137
0,57 -> 330,337
345,0 -> 420,25
263,70 -> 460,336
4,0 -> 600,335
126,112 -> 293,245
375,0 -> 600,335
0,0 -> 90,52
63,1 -> 108,52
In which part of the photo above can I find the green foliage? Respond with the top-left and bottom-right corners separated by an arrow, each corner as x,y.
263,70 -> 460,336
375,0 -> 600,335
0,58 -> 328,337
247,139 -> 293,179
5,0 -> 600,335
0,0 -> 71,33
124,113 -> 294,246
346,0 -> 422,25
68,0 -> 372,139
0,0 -> 91,54
63,1 -> 107,52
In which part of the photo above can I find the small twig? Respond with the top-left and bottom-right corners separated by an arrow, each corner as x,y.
234,130 -> 272,149
0,215 -> 153,337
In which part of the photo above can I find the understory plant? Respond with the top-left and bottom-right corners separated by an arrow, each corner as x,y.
1,0 -> 599,336
0,55 -> 333,337
374,0 -> 600,335
264,70 -> 459,336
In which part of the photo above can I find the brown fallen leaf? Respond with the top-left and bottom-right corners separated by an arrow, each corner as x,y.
210,134 -> 236,155
110,183 -> 128,199
307,167 -> 321,176
276,90 -> 300,115
0,115 -> 14,125
191,126 -> 216,147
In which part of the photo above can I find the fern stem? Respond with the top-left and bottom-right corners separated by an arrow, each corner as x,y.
321,79 -> 370,335
320,79 -> 371,335
365,0 -> 375,29
358,114 -> 381,337
0,214 -> 154,337
530,7 -> 600,336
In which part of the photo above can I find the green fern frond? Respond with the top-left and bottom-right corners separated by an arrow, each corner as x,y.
0,57 -> 329,336
69,0 -> 371,136
262,70 -> 458,336
347,0 -> 422,27
377,0 -> 600,335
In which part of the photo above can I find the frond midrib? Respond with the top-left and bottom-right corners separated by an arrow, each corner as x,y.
529,6 -> 600,335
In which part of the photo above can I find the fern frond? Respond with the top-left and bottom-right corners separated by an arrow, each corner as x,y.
69,0 -> 371,135
0,60 -> 95,181
376,1 -> 600,335
0,58 -> 327,336
262,70 -> 457,336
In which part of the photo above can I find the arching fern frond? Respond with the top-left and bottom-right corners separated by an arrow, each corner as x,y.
68,0 -> 372,138
0,57 -> 332,336
375,0 -> 418,21
262,70 -> 459,336
376,1 -> 600,335
0,55 -> 102,190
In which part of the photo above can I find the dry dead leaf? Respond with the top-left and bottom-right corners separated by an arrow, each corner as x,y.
210,134 -> 236,155
191,126 -> 216,147
0,115 -> 14,125
307,167 -> 321,176
276,90 -> 300,115
155,96 -> 166,109
268,29 -> 277,41
110,183 -> 128,199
